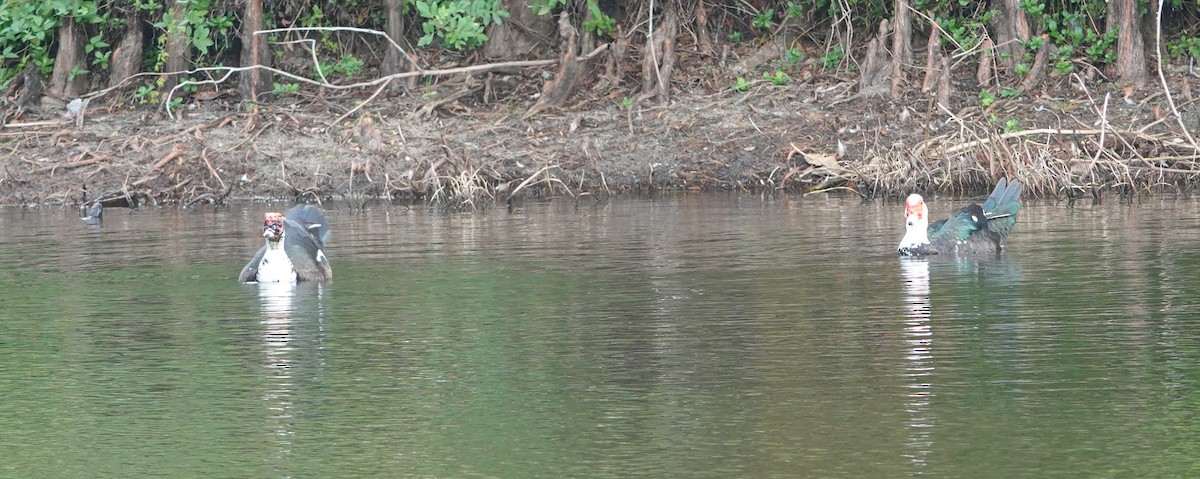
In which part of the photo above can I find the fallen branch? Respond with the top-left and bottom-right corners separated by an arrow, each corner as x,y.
200,148 -> 226,191
151,144 -> 187,171
33,155 -> 109,173
3,120 -> 61,129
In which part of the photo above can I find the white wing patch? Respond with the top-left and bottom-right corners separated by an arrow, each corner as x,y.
316,249 -> 327,264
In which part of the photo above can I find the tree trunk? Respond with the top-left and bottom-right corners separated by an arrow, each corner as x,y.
935,56 -> 951,108
1108,0 -> 1147,86
1019,34 -> 1052,92
922,25 -> 941,92
888,0 -> 910,99
640,6 -> 677,105
891,0 -> 912,70
695,0 -> 713,55
381,0 -> 418,91
47,17 -> 87,99
163,0 -> 192,93
109,11 -> 145,89
988,0 -> 1030,72
605,25 -> 631,84
5,63 -> 43,109
482,0 -> 556,59
976,38 -> 994,87
860,19 -> 893,97
524,12 -> 582,118
239,0 -> 272,101
580,2 -> 598,57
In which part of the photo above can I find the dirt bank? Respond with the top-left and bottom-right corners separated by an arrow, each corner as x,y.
3,67 -> 1199,209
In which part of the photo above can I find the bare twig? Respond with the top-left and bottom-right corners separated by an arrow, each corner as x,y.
162,26 -> 607,119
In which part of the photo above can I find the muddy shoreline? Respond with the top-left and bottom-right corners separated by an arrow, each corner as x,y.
3,73 -> 1199,209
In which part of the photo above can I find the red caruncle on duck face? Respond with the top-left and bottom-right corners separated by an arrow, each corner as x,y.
904,194 -> 925,218
262,212 -> 285,241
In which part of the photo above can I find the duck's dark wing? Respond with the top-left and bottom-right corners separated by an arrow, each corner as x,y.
926,219 -> 948,237
284,205 -> 330,246
238,245 -> 267,283
282,217 -> 332,282
982,178 -> 1024,243
929,204 -> 989,245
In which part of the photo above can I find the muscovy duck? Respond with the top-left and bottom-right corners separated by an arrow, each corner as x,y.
80,201 -> 102,223
239,205 -> 332,283
898,178 -> 1024,256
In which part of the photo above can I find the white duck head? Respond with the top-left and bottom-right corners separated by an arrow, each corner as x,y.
898,194 -> 930,254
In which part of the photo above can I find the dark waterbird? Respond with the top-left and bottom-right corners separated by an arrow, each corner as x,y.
239,205 -> 332,283
898,178 -> 1024,256
79,201 -> 103,223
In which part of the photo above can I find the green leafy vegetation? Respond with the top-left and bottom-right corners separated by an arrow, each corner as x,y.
528,0 -> 565,16
733,76 -> 752,92
979,89 -> 996,107
936,15 -> 989,50
0,1 -> 72,81
753,9 -> 775,30
0,0 -> 1198,112
1167,37 -> 1200,61
786,2 -> 804,19
1017,0 -> 1119,74
415,0 -> 508,51
317,54 -> 365,80
582,0 -> 616,38
273,82 -> 300,97
820,45 -> 844,69
785,47 -> 805,64
763,69 -> 790,85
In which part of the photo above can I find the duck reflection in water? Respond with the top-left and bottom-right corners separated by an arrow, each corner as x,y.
257,281 -> 329,466
899,257 -> 933,471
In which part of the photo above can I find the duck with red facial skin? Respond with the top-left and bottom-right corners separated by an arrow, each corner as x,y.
239,205 -> 333,283
898,178 -> 1024,256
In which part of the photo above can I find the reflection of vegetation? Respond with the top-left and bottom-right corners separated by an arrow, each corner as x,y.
7,202 -> 1200,476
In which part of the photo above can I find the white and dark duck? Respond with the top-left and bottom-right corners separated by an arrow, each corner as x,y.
239,205 -> 332,283
79,201 -> 103,223
898,178 -> 1024,256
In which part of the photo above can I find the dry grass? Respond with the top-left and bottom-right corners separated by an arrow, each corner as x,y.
382,155 -> 579,211
800,108 -> 1200,200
